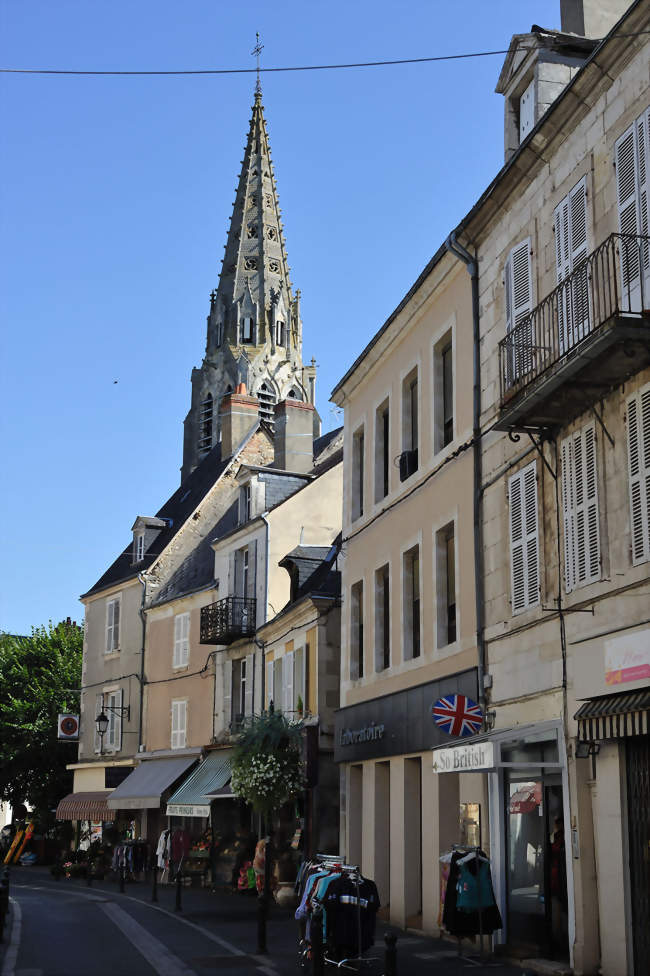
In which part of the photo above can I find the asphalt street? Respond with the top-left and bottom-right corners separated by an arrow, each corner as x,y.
1,867 -> 525,976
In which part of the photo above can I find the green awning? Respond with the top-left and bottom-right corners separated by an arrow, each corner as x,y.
166,749 -> 233,817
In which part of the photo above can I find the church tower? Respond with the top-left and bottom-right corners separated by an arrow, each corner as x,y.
181,87 -> 317,481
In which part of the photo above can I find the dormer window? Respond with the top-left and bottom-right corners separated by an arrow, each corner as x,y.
135,532 -> 145,563
519,78 -> 535,142
242,317 -> 254,344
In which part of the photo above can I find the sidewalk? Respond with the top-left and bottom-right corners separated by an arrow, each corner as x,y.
6,864 -> 528,975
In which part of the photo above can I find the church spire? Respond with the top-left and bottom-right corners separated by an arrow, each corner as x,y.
181,83 -> 317,482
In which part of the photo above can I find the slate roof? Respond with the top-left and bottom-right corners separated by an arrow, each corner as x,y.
82,441 -> 236,599
313,426 -> 343,459
278,536 -> 342,608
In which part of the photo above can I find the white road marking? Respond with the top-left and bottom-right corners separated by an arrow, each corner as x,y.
1,897 -> 22,976
99,900 -> 196,976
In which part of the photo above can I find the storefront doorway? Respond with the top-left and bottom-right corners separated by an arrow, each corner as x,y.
505,771 -> 568,959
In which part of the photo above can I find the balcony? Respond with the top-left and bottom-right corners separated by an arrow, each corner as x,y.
200,596 -> 256,645
497,234 -> 650,432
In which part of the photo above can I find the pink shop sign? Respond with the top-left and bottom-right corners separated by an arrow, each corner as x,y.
605,630 -> 650,686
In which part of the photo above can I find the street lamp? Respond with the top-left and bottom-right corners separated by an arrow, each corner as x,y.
95,703 -> 130,752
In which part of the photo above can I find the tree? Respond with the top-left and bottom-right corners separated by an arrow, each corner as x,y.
0,620 -> 83,826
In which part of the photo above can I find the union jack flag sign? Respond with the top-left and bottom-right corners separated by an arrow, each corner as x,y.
432,694 -> 483,738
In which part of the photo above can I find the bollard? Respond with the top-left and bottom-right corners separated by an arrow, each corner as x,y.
151,866 -> 158,903
119,864 -> 125,893
174,867 -> 182,912
311,908 -> 325,976
256,891 -> 267,954
384,932 -> 398,976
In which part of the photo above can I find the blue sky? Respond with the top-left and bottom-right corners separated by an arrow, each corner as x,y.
1,0 -> 548,634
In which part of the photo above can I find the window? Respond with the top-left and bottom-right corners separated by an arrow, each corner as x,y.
400,369 -> 418,481
240,483 -> 251,524
504,239 -> 533,384
231,653 -> 254,720
403,546 -> 420,660
105,597 -> 120,654
627,382 -> 650,565
241,316 -> 254,344
435,524 -> 456,647
561,424 -> 600,591
615,108 -> 650,313
434,334 -> 454,452
554,177 -> 589,351
105,689 -> 123,752
173,612 -> 190,668
374,564 -> 390,672
273,656 -> 282,710
233,545 -> 253,599
275,319 -> 285,346
350,581 -> 364,679
294,645 -> 307,711
374,401 -> 390,502
239,658 -> 248,716
519,78 -> 535,142
266,658 -> 274,709
199,393 -> 213,455
508,461 -> 540,614
171,699 -> 187,749
352,426 -> 365,521
134,531 -> 145,563
282,651 -> 294,713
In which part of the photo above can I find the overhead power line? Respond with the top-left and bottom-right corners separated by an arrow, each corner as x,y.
2,34 -> 647,77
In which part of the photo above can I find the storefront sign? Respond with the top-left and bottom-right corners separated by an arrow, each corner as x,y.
166,803 -> 210,818
605,629 -> 650,685
432,740 -> 495,773
334,669 -> 478,763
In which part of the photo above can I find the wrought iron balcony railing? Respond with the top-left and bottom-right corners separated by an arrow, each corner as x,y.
499,233 -> 650,406
200,596 -> 256,645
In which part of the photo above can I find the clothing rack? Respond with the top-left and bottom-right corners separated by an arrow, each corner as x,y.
451,844 -> 485,959
313,854 -> 378,971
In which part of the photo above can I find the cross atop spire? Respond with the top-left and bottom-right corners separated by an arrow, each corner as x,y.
252,32 -> 264,98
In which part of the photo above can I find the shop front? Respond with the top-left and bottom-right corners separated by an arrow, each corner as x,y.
433,719 -> 572,961
334,668 -> 487,934
165,748 -> 253,888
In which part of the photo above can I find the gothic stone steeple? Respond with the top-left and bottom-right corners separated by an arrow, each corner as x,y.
181,90 -> 316,481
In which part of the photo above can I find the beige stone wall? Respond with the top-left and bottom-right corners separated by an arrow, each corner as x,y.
79,579 -> 142,761
336,254 -> 477,706
143,591 -> 217,753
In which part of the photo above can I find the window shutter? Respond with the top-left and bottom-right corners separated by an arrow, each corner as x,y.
561,436 -> 576,592
509,460 -> 540,613
294,647 -> 305,710
244,653 -> 254,716
577,426 -> 600,585
228,552 -> 236,597
283,652 -> 294,713
172,701 -> 186,749
113,689 -> 123,751
616,122 -> 642,306
637,108 -> 650,298
247,541 -> 257,600
94,693 -> 103,753
273,658 -> 283,710
266,659 -> 274,709
223,660 -> 232,729
554,197 -> 571,354
569,178 -> 590,339
171,701 -> 179,748
303,643 -> 310,712
627,384 -> 650,564
505,239 -> 533,381
173,615 -> 182,667
182,613 -> 190,665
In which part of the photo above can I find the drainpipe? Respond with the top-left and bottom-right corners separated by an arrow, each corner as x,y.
137,572 -> 147,750
444,232 -> 487,721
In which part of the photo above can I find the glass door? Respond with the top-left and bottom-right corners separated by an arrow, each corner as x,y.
506,774 -> 546,950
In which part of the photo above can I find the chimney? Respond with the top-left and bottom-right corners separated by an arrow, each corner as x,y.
220,383 -> 259,458
274,399 -> 316,473
560,0 -> 629,38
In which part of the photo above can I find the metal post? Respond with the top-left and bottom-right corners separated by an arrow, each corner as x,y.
151,865 -> 158,903
311,908 -> 325,976
175,865 -> 182,912
384,932 -> 398,976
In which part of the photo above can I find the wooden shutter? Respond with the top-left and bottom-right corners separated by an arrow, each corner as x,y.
273,658 -> 283,711
509,460 -> 540,613
637,108 -> 650,301
283,652 -> 294,713
173,615 -> 182,667
294,647 -> 305,710
562,425 -> 600,591
266,659 -> 274,709
94,693 -> 103,753
106,599 -> 119,654
505,239 -> 533,381
244,653 -> 254,716
569,178 -> 590,339
247,541 -> 257,599
627,384 -> 650,564
171,700 -> 187,749
111,689 -> 123,751
616,121 -> 642,307
223,660 -> 232,729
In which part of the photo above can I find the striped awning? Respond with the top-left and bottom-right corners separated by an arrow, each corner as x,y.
575,690 -> 650,740
166,749 -> 233,817
55,791 -> 113,821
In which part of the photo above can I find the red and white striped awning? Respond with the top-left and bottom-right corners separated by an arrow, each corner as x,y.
55,791 -> 113,821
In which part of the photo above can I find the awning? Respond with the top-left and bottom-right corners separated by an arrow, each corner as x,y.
166,749 -> 233,817
107,755 -> 197,810
575,689 -> 650,740
56,791 -> 113,821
